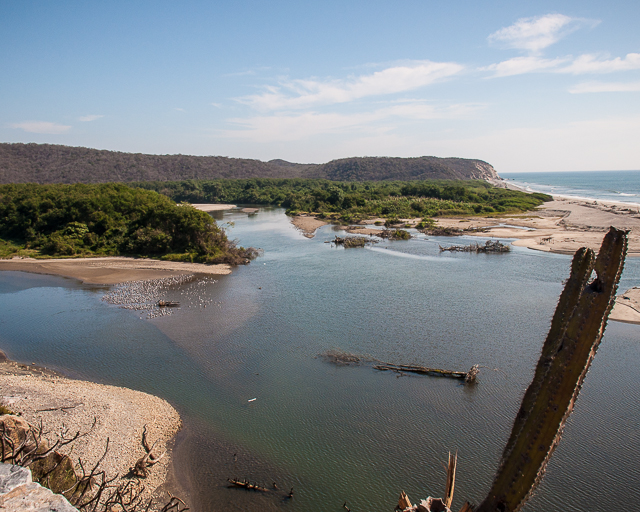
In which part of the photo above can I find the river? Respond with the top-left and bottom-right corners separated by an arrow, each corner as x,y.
1,207 -> 639,512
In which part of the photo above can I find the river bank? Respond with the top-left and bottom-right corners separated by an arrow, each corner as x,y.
288,197 -> 640,255
0,256 -> 231,284
0,352 -> 183,508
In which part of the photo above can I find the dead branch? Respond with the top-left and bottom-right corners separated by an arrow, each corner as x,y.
132,425 -> 166,478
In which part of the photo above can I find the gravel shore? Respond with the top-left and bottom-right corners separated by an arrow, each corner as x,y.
0,358 -> 182,507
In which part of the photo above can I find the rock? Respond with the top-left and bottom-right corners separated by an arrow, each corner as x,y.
0,463 -> 31,493
0,415 -> 44,461
0,481 -> 78,511
0,463 -> 78,511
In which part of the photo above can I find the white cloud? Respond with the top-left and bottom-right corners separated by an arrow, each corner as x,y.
569,81 -> 640,93
11,121 -> 71,134
484,52 -> 640,78
560,53 -> 640,74
483,56 -> 568,77
238,61 -> 464,111
223,101 -> 481,142
488,14 -> 594,54
174,108 -> 185,112
77,114 -> 103,122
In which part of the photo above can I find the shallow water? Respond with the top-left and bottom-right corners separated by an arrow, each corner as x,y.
1,208 -> 639,512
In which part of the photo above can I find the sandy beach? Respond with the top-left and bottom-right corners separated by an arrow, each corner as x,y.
0,256 -> 231,284
191,203 -> 236,212
434,198 -> 640,256
289,197 -> 640,255
0,356 -> 182,507
290,215 -> 328,238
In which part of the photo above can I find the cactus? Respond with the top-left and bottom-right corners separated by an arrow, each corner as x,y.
476,227 -> 628,512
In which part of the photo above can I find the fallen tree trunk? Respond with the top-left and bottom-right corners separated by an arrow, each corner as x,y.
374,363 -> 478,383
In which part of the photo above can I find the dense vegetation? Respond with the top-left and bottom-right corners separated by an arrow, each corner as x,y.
135,178 -> 551,223
0,143 -> 497,184
0,183 -> 256,263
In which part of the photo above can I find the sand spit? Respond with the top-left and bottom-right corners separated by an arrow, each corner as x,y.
610,287 -> 640,325
290,215 -> 328,238
435,198 -> 640,256
190,203 -> 236,212
0,257 -> 231,284
0,358 -> 182,507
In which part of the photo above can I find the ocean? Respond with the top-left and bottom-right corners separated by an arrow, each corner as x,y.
501,170 -> 640,205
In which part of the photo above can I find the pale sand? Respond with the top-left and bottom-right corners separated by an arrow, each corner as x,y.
190,204 -> 236,212
610,287 -> 640,324
344,226 -> 384,236
0,359 -> 182,505
0,257 -> 231,284
290,215 -> 328,238
434,198 -> 640,256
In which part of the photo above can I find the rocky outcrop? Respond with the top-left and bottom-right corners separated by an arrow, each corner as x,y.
0,463 -> 77,512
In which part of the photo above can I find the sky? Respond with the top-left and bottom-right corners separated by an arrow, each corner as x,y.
1,0 -> 639,173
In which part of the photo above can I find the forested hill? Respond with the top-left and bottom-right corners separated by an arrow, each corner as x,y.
0,143 -> 499,184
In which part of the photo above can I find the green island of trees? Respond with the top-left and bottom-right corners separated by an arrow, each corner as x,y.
135,178 -> 551,223
0,183 -> 257,263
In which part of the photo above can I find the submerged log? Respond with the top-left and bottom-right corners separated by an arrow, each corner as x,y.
227,478 -> 269,492
439,240 -> 509,253
331,236 -> 371,248
157,300 -> 180,307
374,363 -> 478,383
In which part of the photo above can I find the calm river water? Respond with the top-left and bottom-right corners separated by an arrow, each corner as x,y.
1,208 -> 639,512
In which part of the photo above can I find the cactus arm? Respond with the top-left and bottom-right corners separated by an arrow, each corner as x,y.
477,227 -> 628,512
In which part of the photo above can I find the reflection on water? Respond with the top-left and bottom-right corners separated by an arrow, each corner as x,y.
1,208 -> 639,512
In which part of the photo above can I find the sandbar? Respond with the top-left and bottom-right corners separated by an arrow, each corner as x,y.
609,287 -> 640,324
290,215 -> 328,238
433,197 -> 640,256
0,257 -> 231,284
0,356 -> 182,506
190,203 -> 236,212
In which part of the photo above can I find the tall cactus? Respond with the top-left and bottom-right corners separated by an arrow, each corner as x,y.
477,226 -> 628,512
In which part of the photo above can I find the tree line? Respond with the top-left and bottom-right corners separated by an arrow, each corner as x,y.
134,178 -> 551,223
0,183 -> 257,263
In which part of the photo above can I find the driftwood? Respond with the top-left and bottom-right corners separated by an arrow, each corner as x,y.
439,240 -> 509,253
157,301 -> 180,307
331,236 -> 373,248
377,229 -> 411,240
423,226 -> 488,236
374,363 -> 479,383
131,425 -> 165,478
227,478 -> 269,492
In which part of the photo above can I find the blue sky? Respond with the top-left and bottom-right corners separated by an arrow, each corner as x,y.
1,1 -> 639,172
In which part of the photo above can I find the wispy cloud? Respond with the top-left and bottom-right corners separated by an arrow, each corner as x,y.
569,80 -> 640,94
77,114 -> 103,122
11,121 -> 71,134
560,53 -> 640,74
223,101 -> 481,142
238,61 -> 464,111
174,107 -> 186,112
485,52 -> 640,78
488,14 -> 595,54
483,56 -> 568,77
